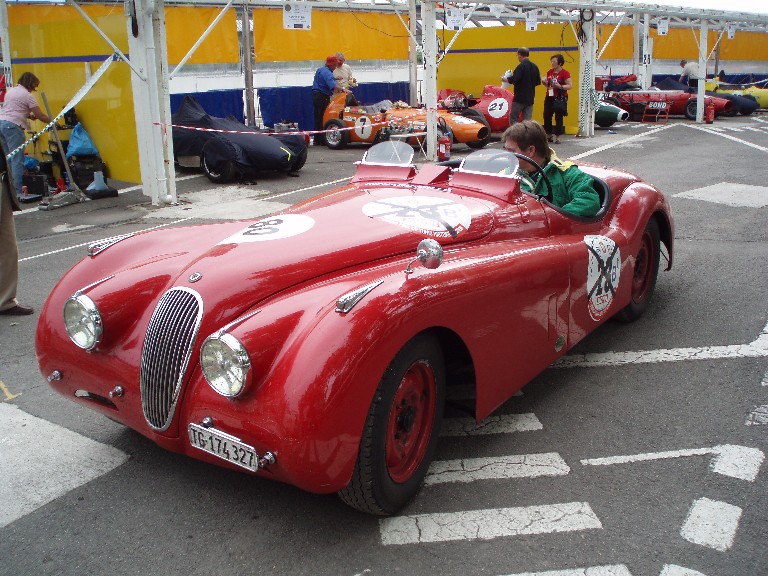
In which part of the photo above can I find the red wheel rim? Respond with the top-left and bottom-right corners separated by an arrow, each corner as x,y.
631,231 -> 654,303
385,361 -> 437,483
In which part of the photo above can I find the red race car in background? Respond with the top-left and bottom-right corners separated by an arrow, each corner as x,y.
438,84 -> 515,133
37,141 -> 673,516
605,89 -> 733,120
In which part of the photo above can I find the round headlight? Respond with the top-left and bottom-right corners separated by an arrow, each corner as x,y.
63,295 -> 102,350
200,333 -> 251,397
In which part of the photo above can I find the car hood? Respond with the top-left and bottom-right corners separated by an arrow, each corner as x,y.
99,183 -> 496,319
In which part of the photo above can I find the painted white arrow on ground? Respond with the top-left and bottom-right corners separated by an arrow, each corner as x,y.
581,444 -> 764,481
553,322 -> 768,368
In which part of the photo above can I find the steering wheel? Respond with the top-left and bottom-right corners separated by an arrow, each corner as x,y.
512,152 -> 553,201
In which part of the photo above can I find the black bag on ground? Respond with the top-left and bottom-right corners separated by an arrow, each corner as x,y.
553,96 -> 568,116
68,155 -> 106,189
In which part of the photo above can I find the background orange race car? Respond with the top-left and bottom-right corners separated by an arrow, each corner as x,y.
321,92 -> 491,150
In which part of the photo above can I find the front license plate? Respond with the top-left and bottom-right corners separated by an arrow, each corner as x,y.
188,423 -> 259,472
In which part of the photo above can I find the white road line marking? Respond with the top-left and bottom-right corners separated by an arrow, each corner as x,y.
18,218 -> 194,262
745,405 -> 768,426
499,565 -> 632,576
554,321 -> 768,368
425,453 -> 570,485
680,497 -> 742,552
0,403 -> 129,528
659,566 -> 708,576
441,413 -> 542,436
379,502 -> 602,545
682,123 -> 768,152
581,444 -> 764,481
571,125 -> 675,160
762,370 -> 768,386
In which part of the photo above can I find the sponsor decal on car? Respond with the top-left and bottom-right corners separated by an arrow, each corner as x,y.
585,235 -> 621,321
219,214 -> 315,244
362,196 -> 472,239
451,116 -> 479,125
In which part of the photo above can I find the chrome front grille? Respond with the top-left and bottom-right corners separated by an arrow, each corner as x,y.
140,287 -> 203,431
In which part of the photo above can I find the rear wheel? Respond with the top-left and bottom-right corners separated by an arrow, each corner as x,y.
324,119 -> 349,150
463,109 -> 492,149
684,99 -> 698,120
338,333 -> 445,515
614,218 -> 660,322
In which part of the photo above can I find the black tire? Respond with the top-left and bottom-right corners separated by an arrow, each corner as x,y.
338,333 -> 445,515
462,109 -> 492,149
201,140 -> 238,183
614,218 -> 660,323
684,99 -> 698,120
292,147 -> 308,172
324,119 -> 349,150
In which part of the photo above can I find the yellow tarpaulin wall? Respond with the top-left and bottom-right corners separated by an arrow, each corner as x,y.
166,7 -> 239,65
252,9 -> 409,62
438,25 -> 581,134
596,25 -> 768,62
8,4 -> 138,182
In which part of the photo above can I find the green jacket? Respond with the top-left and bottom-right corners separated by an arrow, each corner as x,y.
519,153 -> 601,217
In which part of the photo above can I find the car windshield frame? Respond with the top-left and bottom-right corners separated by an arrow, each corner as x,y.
457,149 -> 520,179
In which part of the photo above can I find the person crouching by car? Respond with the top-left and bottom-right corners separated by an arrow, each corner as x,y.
542,54 -> 572,144
502,121 -> 600,218
312,56 -> 341,146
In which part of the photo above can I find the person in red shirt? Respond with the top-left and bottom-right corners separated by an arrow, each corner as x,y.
542,54 -> 572,144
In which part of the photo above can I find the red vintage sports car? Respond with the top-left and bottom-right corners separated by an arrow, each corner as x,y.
438,84 -> 515,133
36,141 -> 674,515
322,92 -> 491,150
605,89 -> 733,120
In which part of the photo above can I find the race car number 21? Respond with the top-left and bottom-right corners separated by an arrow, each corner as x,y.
219,214 -> 315,244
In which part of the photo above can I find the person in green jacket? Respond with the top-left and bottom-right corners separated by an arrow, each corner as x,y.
501,121 -> 600,218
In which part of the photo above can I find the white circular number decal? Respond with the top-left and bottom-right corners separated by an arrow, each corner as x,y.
486,97 -> 509,119
219,214 -> 315,244
354,116 -> 374,139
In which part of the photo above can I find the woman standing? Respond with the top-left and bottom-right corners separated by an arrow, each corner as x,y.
542,55 -> 572,144
0,72 -> 52,200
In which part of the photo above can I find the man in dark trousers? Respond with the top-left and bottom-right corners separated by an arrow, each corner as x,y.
311,56 -> 340,146
504,47 -> 541,125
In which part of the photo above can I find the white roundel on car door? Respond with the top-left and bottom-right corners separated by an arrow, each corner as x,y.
362,196 -> 472,239
585,235 -> 621,321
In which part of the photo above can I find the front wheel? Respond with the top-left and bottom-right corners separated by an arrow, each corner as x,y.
338,333 -> 445,515
614,218 -> 660,322
684,99 -> 698,120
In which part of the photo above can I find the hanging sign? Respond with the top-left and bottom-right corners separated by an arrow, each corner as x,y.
727,23 -> 737,40
446,8 -> 464,31
657,18 -> 669,36
283,1 -> 312,30
525,10 -> 538,32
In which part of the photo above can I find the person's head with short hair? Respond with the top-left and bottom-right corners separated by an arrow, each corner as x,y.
17,72 -> 40,91
680,59 -> 687,67
325,55 -> 338,69
502,120 -> 551,172
551,54 -> 565,67
517,47 -> 530,59
335,52 -> 346,65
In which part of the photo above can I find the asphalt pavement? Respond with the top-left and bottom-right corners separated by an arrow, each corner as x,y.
1,115 -> 767,576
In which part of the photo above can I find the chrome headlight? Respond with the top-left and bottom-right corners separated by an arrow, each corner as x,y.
200,333 -> 251,397
63,295 -> 102,350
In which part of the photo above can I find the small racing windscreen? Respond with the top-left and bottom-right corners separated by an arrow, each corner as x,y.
362,140 -> 414,166
459,149 -> 520,177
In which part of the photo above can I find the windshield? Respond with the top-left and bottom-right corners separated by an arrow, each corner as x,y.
362,140 -> 415,166
459,149 -> 520,177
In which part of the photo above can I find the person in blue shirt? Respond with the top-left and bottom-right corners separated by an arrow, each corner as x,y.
312,56 -> 341,146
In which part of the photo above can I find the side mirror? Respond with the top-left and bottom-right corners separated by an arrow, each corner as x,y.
405,239 -> 443,275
